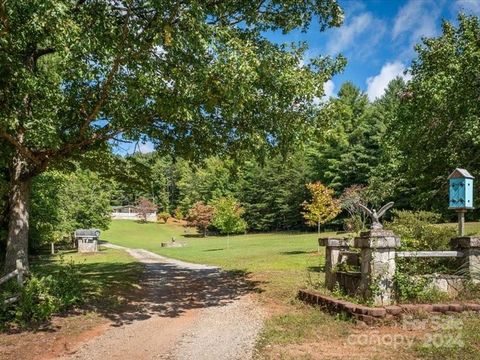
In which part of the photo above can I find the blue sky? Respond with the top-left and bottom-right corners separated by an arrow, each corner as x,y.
119,0 -> 480,155
266,0 -> 480,101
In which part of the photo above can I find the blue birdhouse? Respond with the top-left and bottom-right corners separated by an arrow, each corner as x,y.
448,168 -> 474,209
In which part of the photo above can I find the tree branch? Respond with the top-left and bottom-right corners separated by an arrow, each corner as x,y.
33,47 -> 56,61
79,5 -> 132,137
0,129 -> 41,167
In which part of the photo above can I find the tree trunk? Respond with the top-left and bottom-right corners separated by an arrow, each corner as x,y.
4,161 -> 31,274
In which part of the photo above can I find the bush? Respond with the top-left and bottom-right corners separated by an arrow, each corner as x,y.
15,275 -> 59,325
387,210 -> 457,276
157,212 -> 170,223
173,207 -> 183,221
52,257 -> 83,310
0,257 -> 83,327
394,270 -> 450,303
386,210 -> 455,250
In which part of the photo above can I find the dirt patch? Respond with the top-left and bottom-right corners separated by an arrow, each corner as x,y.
262,324 -> 428,360
0,312 -> 107,360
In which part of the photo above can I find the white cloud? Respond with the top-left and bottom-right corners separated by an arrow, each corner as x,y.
366,62 -> 411,101
312,80 -> 336,105
138,141 -> 155,154
327,13 -> 372,54
454,0 -> 480,15
392,0 -> 444,58
325,12 -> 386,59
323,80 -> 335,99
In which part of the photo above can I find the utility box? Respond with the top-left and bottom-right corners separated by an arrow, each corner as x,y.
448,168 -> 474,209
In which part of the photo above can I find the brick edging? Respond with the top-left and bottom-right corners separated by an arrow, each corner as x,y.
298,289 -> 480,325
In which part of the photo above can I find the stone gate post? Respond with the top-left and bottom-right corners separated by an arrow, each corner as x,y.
319,238 -> 352,290
355,229 -> 400,306
451,236 -> 480,283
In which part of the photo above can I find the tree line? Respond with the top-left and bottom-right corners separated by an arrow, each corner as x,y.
120,15 -> 480,232
0,0 -> 478,272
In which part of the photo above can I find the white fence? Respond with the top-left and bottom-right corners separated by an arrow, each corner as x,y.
0,259 -> 27,305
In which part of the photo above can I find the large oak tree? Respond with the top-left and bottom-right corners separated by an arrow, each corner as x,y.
0,0 -> 345,271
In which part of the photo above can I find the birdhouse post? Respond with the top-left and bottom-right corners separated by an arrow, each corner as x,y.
448,168 -> 474,236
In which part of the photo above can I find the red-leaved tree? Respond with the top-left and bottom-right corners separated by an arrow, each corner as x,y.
187,202 -> 214,237
136,197 -> 158,222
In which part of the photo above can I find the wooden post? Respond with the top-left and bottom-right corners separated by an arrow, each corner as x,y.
457,210 -> 466,237
16,259 -> 24,287
51,242 -> 55,255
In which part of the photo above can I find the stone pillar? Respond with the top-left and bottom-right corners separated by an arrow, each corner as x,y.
354,230 -> 400,306
318,238 -> 352,290
451,236 -> 480,283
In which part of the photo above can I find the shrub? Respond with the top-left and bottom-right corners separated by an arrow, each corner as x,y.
394,270 -> 449,303
173,207 -> 184,221
386,210 -> 455,250
157,212 -> 170,223
0,257 -> 83,327
15,275 -> 59,325
387,210 -> 457,277
52,257 -> 83,310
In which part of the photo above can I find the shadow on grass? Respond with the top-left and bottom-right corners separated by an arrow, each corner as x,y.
28,251 -> 265,330
279,250 -> 309,255
203,248 -> 224,252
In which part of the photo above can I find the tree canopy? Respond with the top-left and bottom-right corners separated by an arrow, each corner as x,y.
0,0 -> 345,271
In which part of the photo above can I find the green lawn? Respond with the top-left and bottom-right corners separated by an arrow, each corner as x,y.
101,220 -> 338,272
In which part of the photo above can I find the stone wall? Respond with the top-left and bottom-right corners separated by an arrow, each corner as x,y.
320,233 -> 480,306
78,240 -> 98,253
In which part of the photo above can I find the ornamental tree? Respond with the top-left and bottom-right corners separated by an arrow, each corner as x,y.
211,196 -> 247,235
187,201 -> 214,237
302,182 -> 340,233
0,0 -> 344,271
339,184 -> 369,231
136,197 -> 158,222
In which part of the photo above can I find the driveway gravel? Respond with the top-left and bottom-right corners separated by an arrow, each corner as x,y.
57,244 -> 264,360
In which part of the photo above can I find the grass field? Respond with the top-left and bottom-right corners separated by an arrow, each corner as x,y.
101,219 -> 335,272
102,220 -> 480,271
101,220 -> 480,359
101,220 -> 338,302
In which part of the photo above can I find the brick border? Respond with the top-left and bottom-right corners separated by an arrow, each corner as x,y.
298,289 -> 480,325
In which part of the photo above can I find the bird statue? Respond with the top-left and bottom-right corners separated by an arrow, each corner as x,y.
357,202 -> 394,230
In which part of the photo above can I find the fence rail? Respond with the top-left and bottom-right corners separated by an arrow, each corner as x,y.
0,259 -> 26,305
396,251 -> 464,258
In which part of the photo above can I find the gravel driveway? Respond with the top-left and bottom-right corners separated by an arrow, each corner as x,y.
58,244 -> 264,360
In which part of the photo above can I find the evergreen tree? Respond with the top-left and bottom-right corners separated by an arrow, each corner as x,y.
240,153 -> 310,231
309,82 -> 384,192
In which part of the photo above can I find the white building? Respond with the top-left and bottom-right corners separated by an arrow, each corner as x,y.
111,205 -> 157,221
